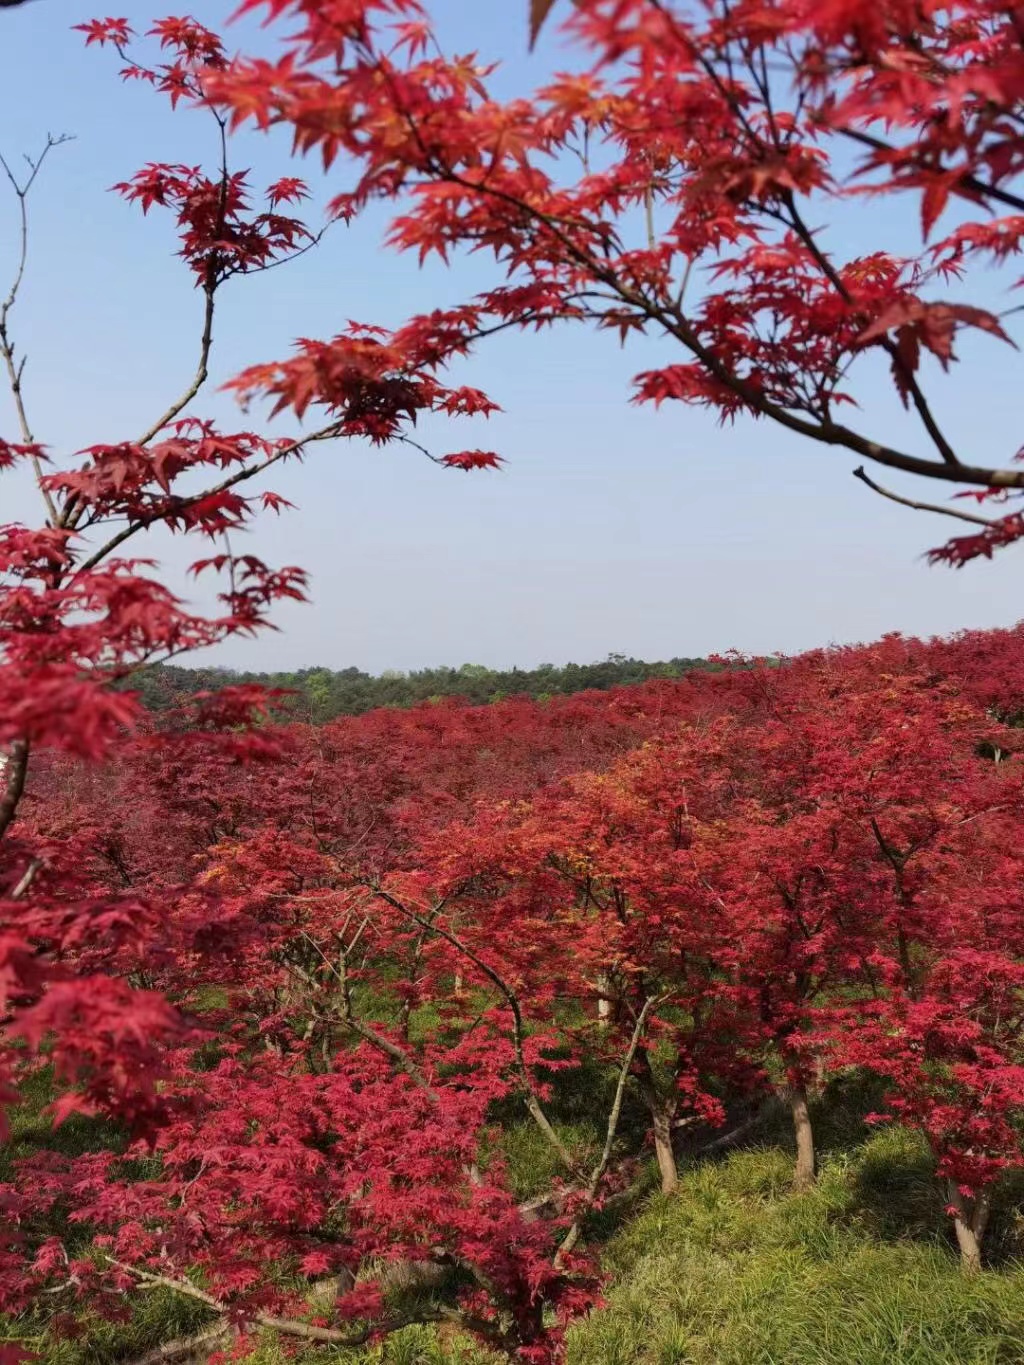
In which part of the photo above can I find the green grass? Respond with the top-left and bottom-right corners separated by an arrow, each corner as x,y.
567,1134 -> 1024,1365
164,1130 -> 1024,1364
16,1290 -> 215,1365
9,1072 -> 1024,1364
0,1065 -> 125,1177
234,1323 -> 499,1365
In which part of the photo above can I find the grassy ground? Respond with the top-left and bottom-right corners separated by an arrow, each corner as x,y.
8,1073 -> 1024,1364
567,1132 -> 1024,1365
230,1126 -> 1024,1365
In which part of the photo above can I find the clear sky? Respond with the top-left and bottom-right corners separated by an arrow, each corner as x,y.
2,0 -> 1022,674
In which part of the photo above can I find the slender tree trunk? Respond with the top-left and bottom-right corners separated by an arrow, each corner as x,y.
953,1217 -> 983,1274
789,1085 -> 815,1191
596,972 -> 612,1028
0,738 -> 28,842
651,1102 -> 679,1195
637,1052 -> 679,1195
947,1180 -> 991,1273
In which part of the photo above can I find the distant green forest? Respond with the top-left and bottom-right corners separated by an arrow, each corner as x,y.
124,653 -> 714,722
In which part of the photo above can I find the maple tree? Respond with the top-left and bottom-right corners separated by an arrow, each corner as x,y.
201,0 -> 1024,564
0,12 -> 513,1361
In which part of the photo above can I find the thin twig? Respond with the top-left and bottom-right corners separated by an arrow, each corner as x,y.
107,1258 -> 465,1346
69,420 -> 343,578
130,116 -> 230,453
554,994 -> 660,1268
0,134 -> 72,523
853,465 -> 999,527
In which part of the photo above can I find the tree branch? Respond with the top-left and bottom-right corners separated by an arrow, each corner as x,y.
853,465 -> 999,527
125,1325 -> 233,1365
837,126 -> 1024,215
131,115 -> 230,453
367,882 -> 577,1171
378,17 -> 1024,494
9,856 -> 42,899
554,995 -> 659,1268
396,124 -> 1023,491
68,419 -> 344,579
0,134 -> 71,524
778,192 -> 961,468
107,1259 -> 460,1347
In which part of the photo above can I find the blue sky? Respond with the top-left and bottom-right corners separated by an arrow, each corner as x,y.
1,0 -> 1022,673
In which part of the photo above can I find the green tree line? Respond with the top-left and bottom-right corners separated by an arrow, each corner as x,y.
123,653 -> 713,722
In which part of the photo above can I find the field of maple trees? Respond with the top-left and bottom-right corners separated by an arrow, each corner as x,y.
7,628 -> 1024,1364
6,0 -> 1024,1360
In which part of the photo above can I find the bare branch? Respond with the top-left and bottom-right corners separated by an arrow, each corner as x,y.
243,223 -> 330,276
554,995 -> 659,1268
367,881 -> 577,1171
108,1258 -> 467,1347
0,134 -> 72,523
853,465 -> 999,527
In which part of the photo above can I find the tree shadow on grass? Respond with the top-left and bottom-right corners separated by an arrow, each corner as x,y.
846,1124 -> 1024,1268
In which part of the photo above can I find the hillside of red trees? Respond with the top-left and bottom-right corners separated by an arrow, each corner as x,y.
3,625 -> 1024,1360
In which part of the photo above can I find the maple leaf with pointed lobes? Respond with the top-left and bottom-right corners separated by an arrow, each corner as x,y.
440,450 -> 503,471
266,176 -> 308,207
859,300 -> 1016,366
72,17 -> 132,43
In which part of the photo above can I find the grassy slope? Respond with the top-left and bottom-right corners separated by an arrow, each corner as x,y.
197,1125 -> 1024,1365
568,1132 -> 1024,1365
10,1074 -> 1024,1364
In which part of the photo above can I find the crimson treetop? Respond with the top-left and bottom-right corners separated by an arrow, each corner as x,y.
207,0 -> 1024,563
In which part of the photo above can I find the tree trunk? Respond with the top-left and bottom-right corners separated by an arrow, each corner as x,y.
947,1180 -> 991,1273
635,1049 -> 679,1194
596,972 -> 612,1027
0,738 -> 28,842
652,1103 -> 679,1195
789,1085 -> 815,1191
953,1216 -> 983,1274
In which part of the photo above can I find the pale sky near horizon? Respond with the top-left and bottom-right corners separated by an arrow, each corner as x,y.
1,0 -> 1022,674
